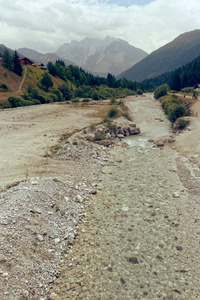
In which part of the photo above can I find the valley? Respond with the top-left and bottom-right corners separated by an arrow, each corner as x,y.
1,94 -> 200,299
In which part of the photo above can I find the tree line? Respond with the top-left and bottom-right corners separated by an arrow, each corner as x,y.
143,55 -> 200,91
47,60 -> 146,92
1,49 -> 23,76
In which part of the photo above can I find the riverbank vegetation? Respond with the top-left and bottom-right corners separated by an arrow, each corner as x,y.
0,59 -> 149,109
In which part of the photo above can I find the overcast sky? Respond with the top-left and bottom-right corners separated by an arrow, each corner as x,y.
0,0 -> 200,54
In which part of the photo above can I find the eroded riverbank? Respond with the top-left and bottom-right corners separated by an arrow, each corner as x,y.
48,95 -> 200,299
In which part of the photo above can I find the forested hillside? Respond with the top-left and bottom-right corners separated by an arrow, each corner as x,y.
119,30 -> 200,82
143,55 -> 200,90
0,57 -> 148,109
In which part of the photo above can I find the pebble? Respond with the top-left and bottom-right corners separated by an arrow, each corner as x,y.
49,292 -> 58,299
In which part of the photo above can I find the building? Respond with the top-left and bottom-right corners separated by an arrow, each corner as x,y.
19,57 -> 34,66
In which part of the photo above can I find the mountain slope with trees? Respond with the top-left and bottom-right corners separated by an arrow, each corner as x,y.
143,55 -> 200,91
119,30 -> 200,82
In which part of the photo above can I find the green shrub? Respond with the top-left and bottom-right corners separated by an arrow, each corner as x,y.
31,99 -> 41,105
58,84 -> 72,100
91,91 -> 100,100
109,98 -> 116,105
106,122 -> 117,132
154,84 -> 170,99
122,112 -> 132,121
50,93 -> 59,102
169,105 -> 187,123
107,107 -> 119,118
0,99 -> 12,109
182,87 -> 194,93
82,98 -> 90,102
176,118 -> 190,130
8,96 -> 27,108
0,83 -> 8,91
51,89 -> 64,101
137,89 -> 143,95
72,98 -> 80,103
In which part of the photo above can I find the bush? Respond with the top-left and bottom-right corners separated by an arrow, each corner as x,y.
176,118 -> 190,130
82,98 -> 90,102
0,99 -> 12,109
137,89 -> 143,95
58,84 -> 72,100
91,91 -> 100,100
0,83 -> 8,91
51,89 -> 64,102
107,107 -> 119,118
72,98 -> 80,103
169,105 -> 187,123
8,96 -> 27,108
154,84 -> 170,99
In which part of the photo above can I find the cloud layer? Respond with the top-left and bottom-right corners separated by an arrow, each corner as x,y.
0,0 -> 200,54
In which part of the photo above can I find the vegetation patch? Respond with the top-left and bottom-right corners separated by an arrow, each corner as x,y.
176,118 -> 190,130
107,107 -> 119,118
154,84 -> 170,99
160,94 -> 190,123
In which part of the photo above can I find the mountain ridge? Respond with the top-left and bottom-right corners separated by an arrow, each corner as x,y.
118,29 -> 200,82
55,36 -> 148,77
17,47 -> 75,67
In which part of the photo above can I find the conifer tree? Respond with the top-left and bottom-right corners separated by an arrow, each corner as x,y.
2,49 -> 13,70
13,50 -> 23,76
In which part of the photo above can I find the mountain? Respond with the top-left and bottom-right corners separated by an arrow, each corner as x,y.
143,55 -> 200,89
17,47 -> 74,66
119,30 -> 200,82
55,36 -> 148,77
0,44 -> 23,57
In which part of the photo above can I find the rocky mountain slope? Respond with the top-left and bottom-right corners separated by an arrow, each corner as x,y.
55,36 -> 148,77
119,29 -> 200,82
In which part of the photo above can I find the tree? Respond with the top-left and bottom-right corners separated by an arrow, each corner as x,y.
13,50 -> 23,76
2,49 -> 13,70
171,73 -> 181,91
47,62 -> 58,76
154,84 -> 170,99
58,84 -> 72,100
40,73 -> 53,92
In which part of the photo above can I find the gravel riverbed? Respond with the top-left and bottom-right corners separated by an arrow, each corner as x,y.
48,95 -> 200,299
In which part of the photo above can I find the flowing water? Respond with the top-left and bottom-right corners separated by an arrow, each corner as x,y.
48,95 -> 200,299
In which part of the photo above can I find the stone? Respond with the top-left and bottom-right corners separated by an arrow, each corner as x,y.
76,195 -> 83,202
54,238 -> 60,244
38,235 -> 44,241
86,135 -> 94,141
128,257 -> 139,264
173,192 -> 180,198
97,140 -> 113,146
117,134 -> 124,140
0,254 -> 6,263
49,292 -> 58,300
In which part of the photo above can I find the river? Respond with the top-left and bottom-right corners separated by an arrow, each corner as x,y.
48,94 -> 200,299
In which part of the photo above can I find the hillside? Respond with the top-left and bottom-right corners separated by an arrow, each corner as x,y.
0,44 -> 23,57
119,30 -> 200,82
0,63 -> 22,93
17,47 -> 74,67
143,55 -> 200,89
55,36 -> 148,77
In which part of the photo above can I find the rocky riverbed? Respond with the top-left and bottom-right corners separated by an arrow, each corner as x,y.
47,95 -> 200,299
1,94 -> 200,299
